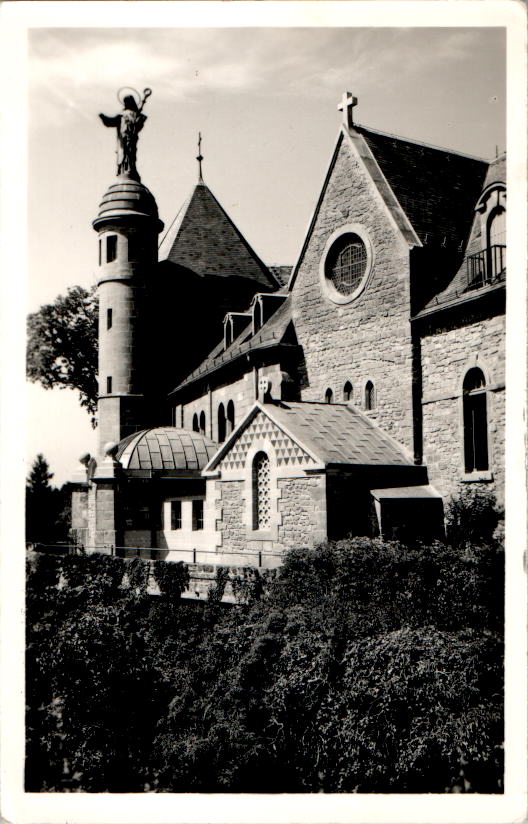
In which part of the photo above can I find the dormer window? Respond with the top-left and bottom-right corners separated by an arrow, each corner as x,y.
467,183 -> 506,288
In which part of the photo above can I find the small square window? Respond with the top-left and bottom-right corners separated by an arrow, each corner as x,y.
171,500 -> 182,530
192,499 -> 204,531
106,235 -> 117,263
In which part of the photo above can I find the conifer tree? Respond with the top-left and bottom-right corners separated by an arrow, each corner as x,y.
26,455 -> 68,545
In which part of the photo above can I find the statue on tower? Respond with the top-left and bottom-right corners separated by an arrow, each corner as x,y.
99,87 -> 152,180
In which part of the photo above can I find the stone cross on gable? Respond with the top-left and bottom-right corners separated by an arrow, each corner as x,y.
338,91 -> 358,129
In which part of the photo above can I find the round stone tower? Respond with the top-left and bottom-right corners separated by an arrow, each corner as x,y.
93,176 -> 164,453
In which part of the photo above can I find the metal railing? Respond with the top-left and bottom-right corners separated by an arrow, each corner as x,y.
466,244 -> 506,289
30,543 -> 284,567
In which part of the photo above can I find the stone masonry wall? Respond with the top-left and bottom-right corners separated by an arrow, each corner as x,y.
217,480 -> 246,555
421,313 -> 505,504
277,475 -> 326,549
291,134 -> 415,452
216,474 -> 327,563
177,363 -> 284,442
94,483 -> 117,548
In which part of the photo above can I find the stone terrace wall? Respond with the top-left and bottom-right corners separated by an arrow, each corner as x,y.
421,312 -> 505,504
292,134 -> 414,453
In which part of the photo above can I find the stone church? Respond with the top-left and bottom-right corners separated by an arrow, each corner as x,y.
71,90 -> 506,570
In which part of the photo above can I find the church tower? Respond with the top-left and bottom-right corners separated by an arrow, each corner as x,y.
93,89 -> 164,454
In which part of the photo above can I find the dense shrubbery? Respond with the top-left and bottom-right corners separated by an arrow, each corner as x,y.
445,483 -> 504,548
26,538 -> 503,793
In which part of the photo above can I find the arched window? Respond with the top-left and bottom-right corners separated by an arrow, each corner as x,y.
226,400 -> 235,435
199,411 -> 206,436
343,381 -> 353,402
325,388 -> 333,404
253,451 -> 271,530
486,206 -> 506,280
463,368 -> 489,473
365,380 -> 375,410
192,413 -> 199,433
217,403 -> 226,443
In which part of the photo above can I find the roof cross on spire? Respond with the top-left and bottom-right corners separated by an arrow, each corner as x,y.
196,132 -> 204,182
338,91 -> 358,129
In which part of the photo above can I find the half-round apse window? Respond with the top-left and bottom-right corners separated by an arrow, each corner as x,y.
326,233 -> 368,296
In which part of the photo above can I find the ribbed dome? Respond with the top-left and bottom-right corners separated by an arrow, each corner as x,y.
116,427 -> 218,472
93,177 -> 163,230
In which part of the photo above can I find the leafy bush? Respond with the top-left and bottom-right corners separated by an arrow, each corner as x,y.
445,484 -> 503,547
151,539 -> 503,793
26,539 -> 503,793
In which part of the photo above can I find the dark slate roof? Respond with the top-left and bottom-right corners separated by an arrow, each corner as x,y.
357,125 -> 489,251
158,182 -> 278,289
268,265 -> 293,287
416,153 -> 506,315
268,401 -> 414,466
171,295 -> 294,395
206,400 -> 415,470
116,427 -> 217,471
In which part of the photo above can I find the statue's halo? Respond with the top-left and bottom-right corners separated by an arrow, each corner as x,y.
117,87 -> 142,107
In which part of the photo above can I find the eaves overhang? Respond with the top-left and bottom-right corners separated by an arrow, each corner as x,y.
169,340 -> 301,399
411,278 -> 505,323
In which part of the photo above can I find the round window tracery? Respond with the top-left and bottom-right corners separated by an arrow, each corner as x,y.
326,233 -> 367,296
320,225 -> 373,305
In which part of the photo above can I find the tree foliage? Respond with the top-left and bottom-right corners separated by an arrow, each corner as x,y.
26,454 -> 71,545
26,539 -> 504,793
27,286 -> 98,421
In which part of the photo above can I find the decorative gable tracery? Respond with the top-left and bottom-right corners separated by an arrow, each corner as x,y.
218,411 -> 316,471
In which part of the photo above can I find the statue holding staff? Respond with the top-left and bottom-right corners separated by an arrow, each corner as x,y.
100,87 -> 152,180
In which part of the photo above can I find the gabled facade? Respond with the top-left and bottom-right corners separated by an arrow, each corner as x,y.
71,92 -> 506,569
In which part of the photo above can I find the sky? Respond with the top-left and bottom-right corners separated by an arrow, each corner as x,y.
25,23 -> 507,486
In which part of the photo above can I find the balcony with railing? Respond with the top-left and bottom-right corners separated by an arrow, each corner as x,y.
466,244 -> 506,290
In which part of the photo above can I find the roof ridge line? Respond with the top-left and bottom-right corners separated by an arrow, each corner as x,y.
355,122 -> 489,164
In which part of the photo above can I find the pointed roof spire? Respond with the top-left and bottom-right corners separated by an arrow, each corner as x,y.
196,132 -> 204,183
158,182 -> 279,289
